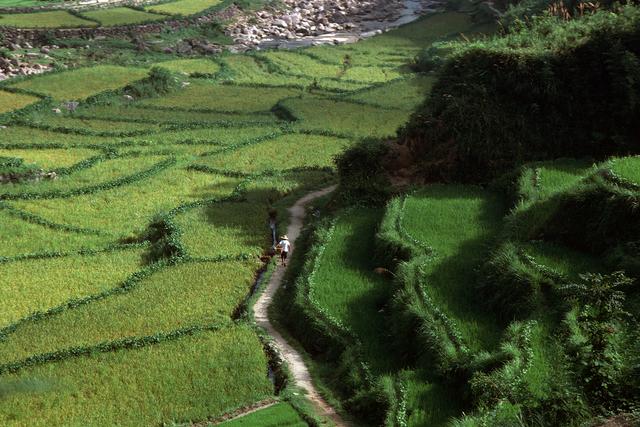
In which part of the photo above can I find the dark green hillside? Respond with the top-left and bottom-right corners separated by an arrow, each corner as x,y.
398,5 -> 640,182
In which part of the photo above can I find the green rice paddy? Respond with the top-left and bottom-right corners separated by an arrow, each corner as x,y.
147,0 -> 223,16
0,11 -> 490,426
9,66 -> 148,100
80,7 -> 166,27
0,10 -> 96,28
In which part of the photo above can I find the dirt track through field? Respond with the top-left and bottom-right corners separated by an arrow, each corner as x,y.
253,185 -> 348,426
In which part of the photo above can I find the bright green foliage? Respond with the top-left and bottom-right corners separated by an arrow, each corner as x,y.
0,11 -> 96,28
139,82 -> 303,112
0,247 -> 144,328
609,156 -> 640,184
154,58 -> 221,75
0,260 -> 260,364
284,96 -> 411,138
80,7 -> 166,26
0,210 -> 114,257
402,185 -> 505,351
219,402 -> 306,426
11,169 -> 239,235
10,66 -> 148,100
0,91 -> 39,114
196,134 -> 351,173
0,327 -> 273,427
0,147 -> 98,169
147,0 -> 223,15
517,159 -> 594,204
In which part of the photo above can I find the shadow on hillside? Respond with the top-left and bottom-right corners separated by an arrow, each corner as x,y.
201,170 -> 332,253
406,188 -> 508,351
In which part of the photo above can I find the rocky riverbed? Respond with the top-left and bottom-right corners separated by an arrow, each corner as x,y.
227,0 -> 444,50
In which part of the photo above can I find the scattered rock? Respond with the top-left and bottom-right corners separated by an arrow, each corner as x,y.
227,0 -> 439,48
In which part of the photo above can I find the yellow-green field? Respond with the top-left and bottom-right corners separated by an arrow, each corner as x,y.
0,12 -> 482,426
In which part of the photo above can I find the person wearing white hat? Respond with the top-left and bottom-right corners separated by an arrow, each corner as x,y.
278,235 -> 291,267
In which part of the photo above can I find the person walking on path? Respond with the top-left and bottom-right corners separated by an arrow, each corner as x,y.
278,235 -> 291,267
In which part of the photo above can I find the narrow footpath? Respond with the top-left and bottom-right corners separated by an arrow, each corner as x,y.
253,185 -> 347,427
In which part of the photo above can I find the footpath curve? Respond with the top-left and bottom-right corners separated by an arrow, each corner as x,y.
253,185 -> 347,426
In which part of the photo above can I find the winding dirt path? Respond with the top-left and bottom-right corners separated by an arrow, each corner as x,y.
253,185 -> 348,427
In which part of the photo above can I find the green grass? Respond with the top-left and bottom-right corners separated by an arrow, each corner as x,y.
138,81 -> 303,112
155,58 -> 221,75
403,372 -> 463,427
10,66 -> 148,100
518,159 -> 594,204
0,209 -> 114,257
80,7 -> 167,27
283,96 -> 409,138
522,240 -> 605,280
0,11 -> 96,28
401,185 -> 506,351
609,155 -> 640,184
0,90 -> 40,114
0,327 -> 273,427
312,208 -> 394,372
146,0 -> 223,16
0,247 -> 144,328
0,147 -> 98,169
0,260 -> 259,364
218,402 -> 306,426
194,134 -> 351,173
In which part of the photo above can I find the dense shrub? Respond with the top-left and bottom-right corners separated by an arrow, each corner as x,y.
561,272 -> 635,411
335,139 -> 391,205
124,66 -> 182,99
402,6 -> 640,182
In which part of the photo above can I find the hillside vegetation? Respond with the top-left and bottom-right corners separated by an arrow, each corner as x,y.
277,4 -> 640,427
398,4 -> 640,182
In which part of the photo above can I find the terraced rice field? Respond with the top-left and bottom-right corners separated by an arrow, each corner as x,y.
0,10 -> 96,28
9,65 -> 148,100
146,0 -> 223,16
0,12 -> 483,426
79,7 -> 167,26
